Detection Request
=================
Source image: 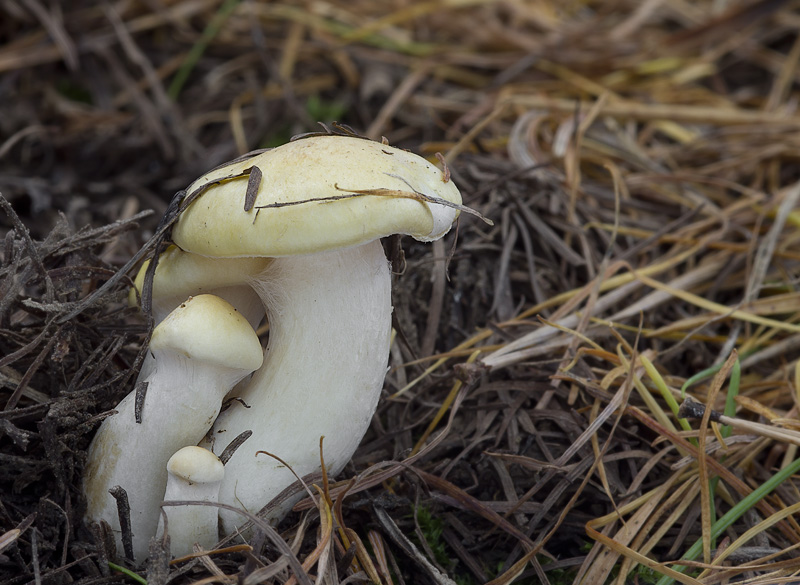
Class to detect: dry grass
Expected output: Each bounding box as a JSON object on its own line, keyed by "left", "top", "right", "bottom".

{"left": 2, "top": 1, "right": 800, "bottom": 584}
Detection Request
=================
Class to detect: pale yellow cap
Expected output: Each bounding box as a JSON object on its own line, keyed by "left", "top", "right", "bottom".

{"left": 150, "top": 294, "right": 263, "bottom": 372}
{"left": 128, "top": 246, "right": 270, "bottom": 306}
{"left": 172, "top": 136, "right": 461, "bottom": 258}
{"left": 167, "top": 446, "right": 224, "bottom": 484}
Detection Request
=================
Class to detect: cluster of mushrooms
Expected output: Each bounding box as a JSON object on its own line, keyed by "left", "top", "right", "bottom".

{"left": 83, "top": 135, "right": 463, "bottom": 563}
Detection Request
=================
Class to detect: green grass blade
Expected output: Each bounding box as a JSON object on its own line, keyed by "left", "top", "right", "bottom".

{"left": 655, "top": 455, "right": 800, "bottom": 585}
{"left": 109, "top": 561, "right": 147, "bottom": 584}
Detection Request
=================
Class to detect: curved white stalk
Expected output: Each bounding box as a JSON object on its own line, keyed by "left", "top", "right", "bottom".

{"left": 83, "top": 295, "right": 263, "bottom": 563}
{"left": 204, "top": 241, "right": 392, "bottom": 534}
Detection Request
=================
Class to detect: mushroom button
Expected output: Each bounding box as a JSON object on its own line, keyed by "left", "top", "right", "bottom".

{"left": 131, "top": 135, "right": 462, "bottom": 535}
{"left": 83, "top": 294, "right": 263, "bottom": 563}
{"left": 157, "top": 446, "right": 225, "bottom": 558}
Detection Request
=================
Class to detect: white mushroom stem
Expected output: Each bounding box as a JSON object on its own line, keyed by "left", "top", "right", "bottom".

{"left": 83, "top": 295, "right": 263, "bottom": 563}
{"left": 204, "top": 241, "right": 392, "bottom": 534}
{"left": 158, "top": 446, "right": 224, "bottom": 558}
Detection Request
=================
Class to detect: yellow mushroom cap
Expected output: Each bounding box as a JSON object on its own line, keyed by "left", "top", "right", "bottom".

{"left": 150, "top": 294, "right": 263, "bottom": 372}
{"left": 167, "top": 446, "right": 224, "bottom": 485}
{"left": 171, "top": 135, "right": 461, "bottom": 258}
{"left": 128, "top": 246, "right": 270, "bottom": 307}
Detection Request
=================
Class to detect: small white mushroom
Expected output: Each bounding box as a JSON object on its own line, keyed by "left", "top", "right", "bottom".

{"left": 157, "top": 446, "right": 224, "bottom": 558}
{"left": 83, "top": 294, "right": 263, "bottom": 563}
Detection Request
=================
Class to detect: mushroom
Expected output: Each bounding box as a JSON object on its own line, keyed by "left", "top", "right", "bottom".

{"left": 134, "top": 135, "right": 462, "bottom": 534}
{"left": 129, "top": 245, "right": 269, "bottom": 328}
{"left": 157, "top": 446, "right": 224, "bottom": 558}
{"left": 83, "top": 294, "right": 263, "bottom": 562}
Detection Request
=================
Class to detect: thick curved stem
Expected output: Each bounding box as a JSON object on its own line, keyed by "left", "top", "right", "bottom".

{"left": 206, "top": 241, "right": 392, "bottom": 533}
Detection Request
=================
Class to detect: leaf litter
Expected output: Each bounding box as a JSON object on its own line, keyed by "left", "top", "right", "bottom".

{"left": 2, "top": 1, "right": 800, "bottom": 584}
